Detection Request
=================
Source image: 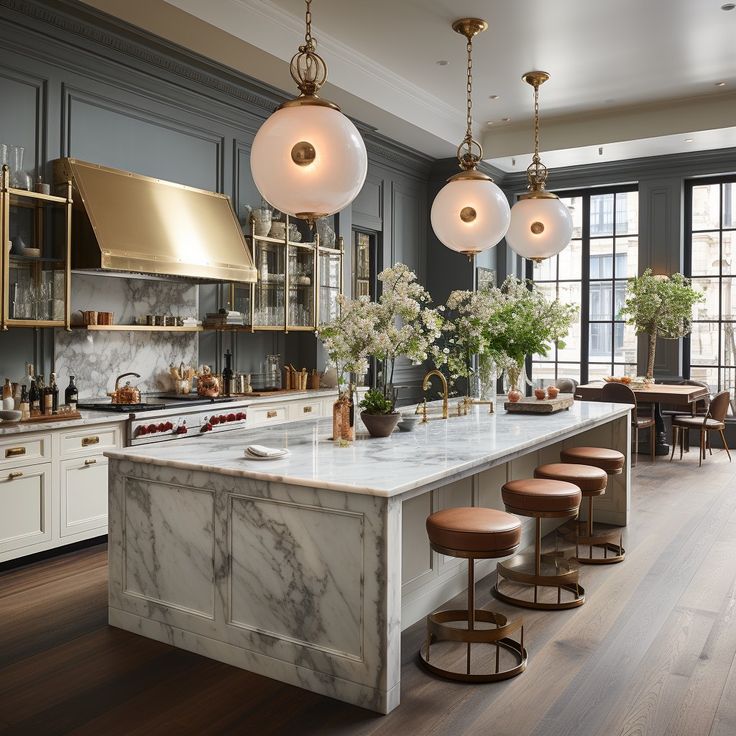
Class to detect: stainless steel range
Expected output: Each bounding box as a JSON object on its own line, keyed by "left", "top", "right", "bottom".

{"left": 79, "top": 396, "right": 251, "bottom": 446}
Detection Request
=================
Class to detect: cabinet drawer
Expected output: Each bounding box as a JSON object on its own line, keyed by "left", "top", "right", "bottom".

{"left": 0, "top": 463, "right": 52, "bottom": 554}
{"left": 288, "top": 400, "right": 323, "bottom": 421}
{"left": 248, "top": 404, "right": 288, "bottom": 427}
{"left": 60, "top": 455, "right": 109, "bottom": 537}
{"left": 0, "top": 434, "right": 51, "bottom": 470}
{"left": 60, "top": 425, "right": 120, "bottom": 458}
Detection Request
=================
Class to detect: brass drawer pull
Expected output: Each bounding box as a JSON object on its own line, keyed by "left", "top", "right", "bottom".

{"left": 82, "top": 436, "right": 100, "bottom": 447}
{"left": 5, "top": 447, "right": 26, "bottom": 458}
{"left": 8, "top": 471, "right": 23, "bottom": 480}
{"left": 303, "top": 406, "right": 313, "bottom": 413}
{"left": 84, "top": 458, "right": 97, "bottom": 466}
{"left": 266, "top": 410, "right": 278, "bottom": 419}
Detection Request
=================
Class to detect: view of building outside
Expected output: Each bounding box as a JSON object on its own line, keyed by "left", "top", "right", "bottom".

{"left": 688, "top": 179, "right": 736, "bottom": 393}
{"left": 530, "top": 188, "right": 638, "bottom": 385}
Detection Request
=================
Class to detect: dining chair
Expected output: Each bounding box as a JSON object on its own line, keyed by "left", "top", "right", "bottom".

{"left": 601, "top": 382, "right": 656, "bottom": 466}
{"left": 670, "top": 390, "right": 732, "bottom": 467}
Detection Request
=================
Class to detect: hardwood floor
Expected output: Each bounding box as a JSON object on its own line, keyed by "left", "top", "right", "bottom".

{"left": 2, "top": 451, "right": 736, "bottom": 735}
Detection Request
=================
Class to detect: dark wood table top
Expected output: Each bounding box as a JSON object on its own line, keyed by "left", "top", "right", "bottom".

{"left": 576, "top": 382, "right": 709, "bottom": 406}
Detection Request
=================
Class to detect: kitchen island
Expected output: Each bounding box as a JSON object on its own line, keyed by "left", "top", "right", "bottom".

{"left": 105, "top": 400, "right": 631, "bottom": 713}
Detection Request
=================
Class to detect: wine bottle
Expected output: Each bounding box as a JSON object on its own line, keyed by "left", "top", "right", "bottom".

{"left": 222, "top": 350, "right": 234, "bottom": 397}
{"left": 50, "top": 372, "right": 59, "bottom": 413}
{"left": 65, "top": 375, "right": 78, "bottom": 411}
{"left": 29, "top": 375, "right": 40, "bottom": 415}
{"left": 42, "top": 374, "right": 53, "bottom": 415}
{"left": 19, "top": 384, "right": 29, "bottom": 421}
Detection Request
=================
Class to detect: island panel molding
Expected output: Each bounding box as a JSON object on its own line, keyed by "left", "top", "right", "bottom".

{"left": 107, "top": 403, "right": 630, "bottom": 712}
{"left": 228, "top": 494, "right": 366, "bottom": 661}
{"left": 122, "top": 476, "right": 216, "bottom": 620}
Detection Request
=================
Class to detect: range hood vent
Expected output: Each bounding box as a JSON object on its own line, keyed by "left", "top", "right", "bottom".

{"left": 53, "top": 159, "right": 256, "bottom": 283}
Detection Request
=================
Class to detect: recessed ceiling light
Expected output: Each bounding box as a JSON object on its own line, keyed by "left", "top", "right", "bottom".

{"left": 436, "top": 59, "right": 448, "bottom": 66}
{"left": 721, "top": 3, "right": 735, "bottom": 11}
{"left": 489, "top": 94, "right": 500, "bottom": 100}
{"left": 685, "top": 138, "right": 694, "bottom": 143}
{"left": 501, "top": 116, "right": 511, "bottom": 122}
{"left": 486, "top": 120, "right": 494, "bottom": 125}
{"left": 715, "top": 81, "right": 727, "bottom": 87}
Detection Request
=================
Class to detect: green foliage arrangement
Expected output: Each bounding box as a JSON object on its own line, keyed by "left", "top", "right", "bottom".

{"left": 359, "top": 388, "right": 396, "bottom": 416}
{"left": 621, "top": 268, "right": 704, "bottom": 379}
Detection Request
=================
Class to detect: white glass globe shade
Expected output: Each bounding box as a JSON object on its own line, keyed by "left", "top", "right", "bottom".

{"left": 431, "top": 178, "right": 510, "bottom": 254}
{"left": 251, "top": 104, "right": 367, "bottom": 219}
{"left": 506, "top": 196, "right": 574, "bottom": 261}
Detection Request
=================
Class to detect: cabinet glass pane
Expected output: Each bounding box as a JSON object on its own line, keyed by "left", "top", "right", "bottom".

{"left": 7, "top": 196, "right": 67, "bottom": 323}
{"left": 319, "top": 251, "right": 341, "bottom": 325}
{"left": 288, "top": 246, "right": 314, "bottom": 328}
{"left": 253, "top": 241, "right": 285, "bottom": 327}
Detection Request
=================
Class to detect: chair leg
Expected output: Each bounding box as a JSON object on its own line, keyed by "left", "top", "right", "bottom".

{"left": 670, "top": 426, "right": 677, "bottom": 461}
{"left": 699, "top": 430, "right": 705, "bottom": 467}
{"left": 680, "top": 426, "right": 684, "bottom": 460}
{"left": 708, "top": 433, "right": 713, "bottom": 455}
{"left": 632, "top": 426, "right": 638, "bottom": 468}
{"left": 720, "top": 429, "right": 732, "bottom": 462}
{"left": 651, "top": 424, "right": 656, "bottom": 462}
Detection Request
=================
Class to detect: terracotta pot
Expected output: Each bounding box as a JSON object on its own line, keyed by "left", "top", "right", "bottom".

{"left": 361, "top": 411, "right": 400, "bottom": 438}
{"left": 534, "top": 388, "right": 546, "bottom": 400}
{"left": 507, "top": 388, "right": 522, "bottom": 403}
{"left": 546, "top": 385, "right": 559, "bottom": 399}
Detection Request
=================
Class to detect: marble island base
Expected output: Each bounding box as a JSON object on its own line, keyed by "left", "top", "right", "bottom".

{"left": 107, "top": 402, "right": 631, "bottom": 713}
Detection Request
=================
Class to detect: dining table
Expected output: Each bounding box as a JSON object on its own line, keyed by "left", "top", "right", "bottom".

{"left": 574, "top": 382, "right": 710, "bottom": 455}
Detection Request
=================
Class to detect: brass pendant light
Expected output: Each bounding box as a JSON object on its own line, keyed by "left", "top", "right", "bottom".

{"left": 250, "top": 0, "right": 368, "bottom": 225}
{"left": 430, "top": 18, "right": 510, "bottom": 259}
{"left": 506, "top": 71, "right": 573, "bottom": 262}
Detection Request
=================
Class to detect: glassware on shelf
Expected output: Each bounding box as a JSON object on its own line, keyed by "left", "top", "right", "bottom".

{"left": 8, "top": 145, "right": 29, "bottom": 189}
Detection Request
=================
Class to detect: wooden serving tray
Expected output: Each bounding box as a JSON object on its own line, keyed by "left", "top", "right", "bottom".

{"left": 21, "top": 411, "right": 82, "bottom": 424}
{"left": 504, "top": 394, "right": 574, "bottom": 414}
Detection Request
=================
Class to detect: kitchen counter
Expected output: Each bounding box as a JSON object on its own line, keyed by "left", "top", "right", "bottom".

{"left": 0, "top": 410, "right": 126, "bottom": 435}
{"left": 106, "top": 400, "right": 632, "bottom": 714}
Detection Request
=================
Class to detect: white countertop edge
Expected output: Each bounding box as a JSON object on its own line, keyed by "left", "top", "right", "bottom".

{"left": 105, "top": 404, "right": 632, "bottom": 498}
{"left": 0, "top": 411, "right": 127, "bottom": 435}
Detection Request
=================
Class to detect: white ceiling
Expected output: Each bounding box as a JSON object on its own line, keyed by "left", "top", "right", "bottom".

{"left": 83, "top": 0, "right": 736, "bottom": 168}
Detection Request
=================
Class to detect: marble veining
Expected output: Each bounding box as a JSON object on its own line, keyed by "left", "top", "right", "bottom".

{"left": 106, "top": 401, "right": 631, "bottom": 497}
{"left": 55, "top": 274, "right": 198, "bottom": 398}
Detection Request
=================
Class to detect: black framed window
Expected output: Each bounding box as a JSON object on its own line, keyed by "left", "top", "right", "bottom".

{"left": 685, "top": 176, "right": 736, "bottom": 393}
{"left": 352, "top": 228, "right": 377, "bottom": 300}
{"left": 528, "top": 186, "right": 639, "bottom": 385}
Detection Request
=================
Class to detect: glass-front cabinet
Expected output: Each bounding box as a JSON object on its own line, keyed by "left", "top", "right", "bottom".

{"left": 1, "top": 165, "right": 72, "bottom": 329}
{"left": 230, "top": 214, "right": 343, "bottom": 332}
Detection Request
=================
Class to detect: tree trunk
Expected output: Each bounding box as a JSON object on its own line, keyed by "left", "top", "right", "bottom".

{"left": 646, "top": 329, "right": 657, "bottom": 380}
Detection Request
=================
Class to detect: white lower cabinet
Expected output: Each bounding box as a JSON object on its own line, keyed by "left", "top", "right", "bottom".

{"left": 59, "top": 455, "right": 109, "bottom": 537}
{"left": 0, "top": 463, "right": 52, "bottom": 556}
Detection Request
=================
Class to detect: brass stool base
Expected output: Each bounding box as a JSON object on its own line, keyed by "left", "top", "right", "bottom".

{"left": 418, "top": 609, "right": 527, "bottom": 683}
{"left": 493, "top": 552, "right": 585, "bottom": 610}
{"left": 559, "top": 519, "right": 626, "bottom": 565}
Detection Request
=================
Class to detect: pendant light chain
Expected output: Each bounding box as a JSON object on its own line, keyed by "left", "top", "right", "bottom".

{"left": 526, "top": 76, "right": 548, "bottom": 191}
{"left": 464, "top": 36, "right": 473, "bottom": 154}
{"left": 304, "top": 0, "right": 314, "bottom": 51}
{"left": 455, "top": 25, "right": 484, "bottom": 170}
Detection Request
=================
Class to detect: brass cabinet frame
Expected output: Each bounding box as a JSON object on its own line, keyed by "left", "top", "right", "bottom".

{"left": 227, "top": 214, "right": 343, "bottom": 334}
{"left": 1, "top": 165, "right": 72, "bottom": 331}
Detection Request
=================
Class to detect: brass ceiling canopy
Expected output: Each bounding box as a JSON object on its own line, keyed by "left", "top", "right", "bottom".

{"left": 53, "top": 159, "right": 257, "bottom": 283}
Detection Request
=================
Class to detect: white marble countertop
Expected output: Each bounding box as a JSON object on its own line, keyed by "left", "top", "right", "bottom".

{"left": 106, "top": 401, "right": 631, "bottom": 497}
{"left": 0, "top": 410, "right": 127, "bottom": 436}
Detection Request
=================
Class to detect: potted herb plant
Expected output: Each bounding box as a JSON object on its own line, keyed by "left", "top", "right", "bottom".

{"left": 621, "top": 268, "right": 703, "bottom": 380}
{"left": 358, "top": 388, "right": 400, "bottom": 437}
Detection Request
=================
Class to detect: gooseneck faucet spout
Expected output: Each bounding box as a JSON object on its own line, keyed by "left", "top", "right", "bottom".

{"left": 422, "top": 369, "right": 449, "bottom": 420}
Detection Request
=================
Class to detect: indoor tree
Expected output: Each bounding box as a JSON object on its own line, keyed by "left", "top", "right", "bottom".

{"left": 621, "top": 268, "right": 704, "bottom": 380}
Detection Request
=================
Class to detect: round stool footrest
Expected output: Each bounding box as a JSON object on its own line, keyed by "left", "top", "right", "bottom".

{"left": 558, "top": 521, "right": 626, "bottom": 565}
{"left": 427, "top": 609, "right": 522, "bottom": 644}
{"left": 497, "top": 552, "right": 580, "bottom": 587}
{"left": 492, "top": 581, "right": 585, "bottom": 610}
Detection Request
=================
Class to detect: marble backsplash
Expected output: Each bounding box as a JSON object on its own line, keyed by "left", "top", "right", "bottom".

{"left": 54, "top": 274, "right": 199, "bottom": 398}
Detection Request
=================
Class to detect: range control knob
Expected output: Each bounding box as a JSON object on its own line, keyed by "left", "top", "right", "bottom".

{"left": 200, "top": 423, "right": 212, "bottom": 433}
{"left": 136, "top": 425, "right": 148, "bottom": 436}
{"left": 236, "top": 412, "right": 246, "bottom": 421}
{"left": 218, "top": 414, "right": 227, "bottom": 423}
{"left": 164, "top": 421, "right": 174, "bottom": 431}
{"left": 226, "top": 413, "right": 236, "bottom": 422}
{"left": 147, "top": 424, "right": 157, "bottom": 433}
{"left": 175, "top": 425, "right": 188, "bottom": 435}
{"left": 210, "top": 416, "right": 220, "bottom": 425}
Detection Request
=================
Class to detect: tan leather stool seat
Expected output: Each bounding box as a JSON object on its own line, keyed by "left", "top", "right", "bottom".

{"left": 560, "top": 446, "right": 625, "bottom": 475}
{"left": 502, "top": 478, "right": 581, "bottom": 514}
{"left": 534, "top": 463, "right": 607, "bottom": 496}
{"left": 426, "top": 507, "right": 521, "bottom": 553}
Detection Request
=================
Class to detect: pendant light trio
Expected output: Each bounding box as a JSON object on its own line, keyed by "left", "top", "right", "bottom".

{"left": 251, "top": 5, "right": 570, "bottom": 263}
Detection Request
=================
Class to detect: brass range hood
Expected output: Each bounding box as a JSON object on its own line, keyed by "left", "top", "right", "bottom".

{"left": 53, "top": 158, "right": 256, "bottom": 283}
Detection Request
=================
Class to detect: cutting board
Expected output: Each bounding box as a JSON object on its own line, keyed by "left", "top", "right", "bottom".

{"left": 504, "top": 394, "right": 574, "bottom": 414}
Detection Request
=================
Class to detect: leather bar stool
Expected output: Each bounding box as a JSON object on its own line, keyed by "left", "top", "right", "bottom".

{"left": 419, "top": 507, "right": 527, "bottom": 682}
{"left": 492, "top": 479, "right": 584, "bottom": 610}
{"left": 559, "top": 446, "right": 626, "bottom": 564}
